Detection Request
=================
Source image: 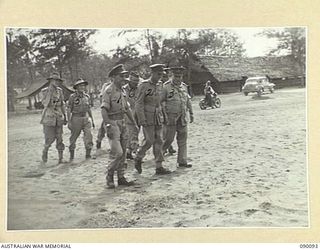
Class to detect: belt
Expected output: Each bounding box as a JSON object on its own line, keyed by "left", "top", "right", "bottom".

{"left": 109, "top": 113, "right": 125, "bottom": 120}
{"left": 72, "top": 112, "right": 87, "bottom": 117}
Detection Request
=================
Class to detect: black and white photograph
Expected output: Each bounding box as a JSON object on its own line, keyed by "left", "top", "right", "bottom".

{"left": 6, "top": 27, "right": 307, "bottom": 230}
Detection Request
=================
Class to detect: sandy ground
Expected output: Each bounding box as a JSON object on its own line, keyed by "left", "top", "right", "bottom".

{"left": 7, "top": 88, "right": 308, "bottom": 230}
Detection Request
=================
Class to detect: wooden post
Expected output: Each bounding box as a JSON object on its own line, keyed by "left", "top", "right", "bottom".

{"left": 28, "top": 97, "right": 32, "bottom": 110}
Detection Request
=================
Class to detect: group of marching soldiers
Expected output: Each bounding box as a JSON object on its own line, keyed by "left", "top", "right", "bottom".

{"left": 39, "top": 63, "right": 194, "bottom": 188}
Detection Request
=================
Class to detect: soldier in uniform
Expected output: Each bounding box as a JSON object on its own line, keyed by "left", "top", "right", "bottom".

{"left": 123, "top": 71, "right": 140, "bottom": 160}
{"left": 101, "top": 64, "right": 137, "bottom": 188}
{"left": 161, "top": 67, "right": 176, "bottom": 155}
{"left": 161, "top": 66, "right": 194, "bottom": 168}
{"left": 67, "top": 79, "right": 95, "bottom": 160}
{"left": 134, "top": 64, "right": 171, "bottom": 175}
{"left": 40, "top": 72, "right": 67, "bottom": 164}
{"left": 96, "top": 72, "right": 130, "bottom": 150}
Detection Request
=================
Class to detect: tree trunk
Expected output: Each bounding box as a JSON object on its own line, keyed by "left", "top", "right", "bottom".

{"left": 146, "top": 29, "right": 154, "bottom": 63}
{"left": 75, "top": 56, "right": 79, "bottom": 79}
{"left": 68, "top": 63, "right": 74, "bottom": 83}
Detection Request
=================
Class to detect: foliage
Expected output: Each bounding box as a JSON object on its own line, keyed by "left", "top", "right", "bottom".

{"left": 258, "top": 27, "right": 306, "bottom": 74}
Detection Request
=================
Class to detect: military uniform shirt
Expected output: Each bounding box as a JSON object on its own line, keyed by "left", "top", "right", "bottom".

{"left": 135, "top": 79, "right": 163, "bottom": 126}
{"left": 101, "top": 82, "right": 129, "bottom": 117}
{"left": 162, "top": 80, "right": 191, "bottom": 114}
{"left": 161, "top": 80, "right": 193, "bottom": 126}
{"left": 68, "top": 92, "right": 91, "bottom": 114}
{"left": 40, "top": 86, "right": 65, "bottom": 126}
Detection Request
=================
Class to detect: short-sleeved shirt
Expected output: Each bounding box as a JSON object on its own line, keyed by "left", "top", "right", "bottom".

{"left": 40, "top": 86, "right": 65, "bottom": 126}
{"left": 135, "top": 79, "right": 163, "bottom": 126}
{"left": 67, "top": 92, "right": 91, "bottom": 114}
{"left": 101, "top": 82, "right": 129, "bottom": 117}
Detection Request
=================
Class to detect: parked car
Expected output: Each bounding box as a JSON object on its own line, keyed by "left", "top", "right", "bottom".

{"left": 242, "top": 76, "right": 275, "bottom": 97}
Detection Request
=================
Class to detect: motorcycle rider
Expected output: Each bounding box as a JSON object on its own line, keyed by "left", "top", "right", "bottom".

{"left": 204, "top": 81, "right": 215, "bottom": 108}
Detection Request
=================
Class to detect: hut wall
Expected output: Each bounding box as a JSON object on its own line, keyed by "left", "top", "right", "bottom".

{"left": 272, "top": 77, "right": 305, "bottom": 88}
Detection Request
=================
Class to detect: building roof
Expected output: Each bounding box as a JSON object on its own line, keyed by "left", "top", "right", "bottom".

{"left": 16, "top": 81, "right": 48, "bottom": 99}
{"left": 199, "top": 55, "right": 302, "bottom": 82}
{"left": 16, "top": 80, "right": 74, "bottom": 99}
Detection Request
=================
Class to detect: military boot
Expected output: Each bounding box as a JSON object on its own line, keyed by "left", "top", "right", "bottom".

{"left": 85, "top": 149, "right": 91, "bottom": 159}
{"left": 69, "top": 150, "right": 75, "bottom": 162}
{"left": 58, "top": 150, "right": 64, "bottom": 164}
{"left": 155, "top": 166, "right": 171, "bottom": 175}
{"left": 178, "top": 163, "right": 192, "bottom": 168}
{"left": 118, "top": 176, "right": 134, "bottom": 186}
{"left": 42, "top": 148, "right": 48, "bottom": 163}
{"left": 106, "top": 173, "right": 115, "bottom": 189}
{"left": 168, "top": 145, "right": 176, "bottom": 154}
{"left": 134, "top": 158, "right": 142, "bottom": 174}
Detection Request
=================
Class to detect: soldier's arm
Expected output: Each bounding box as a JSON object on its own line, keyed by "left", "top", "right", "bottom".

{"left": 187, "top": 93, "right": 194, "bottom": 123}
{"left": 66, "top": 95, "right": 74, "bottom": 122}
{"left": 40, "top": 88, "right": 50, "bottom": 108}
{"left": 100, "top": 89, "right": 113, "bottom": 125}
{"left": 135, "top": 83, "right": 147, "bottom": 126}
{"left": 126, "top": 105, "right": 138, "bottom": 126}
{"left": 160, "top": 85, "right": 168, "bottom": 121}
{"left": 60, "top": 91, "right": 66, "bottom": 117}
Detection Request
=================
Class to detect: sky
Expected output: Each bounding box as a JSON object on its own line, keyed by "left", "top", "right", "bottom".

{"left": 88, "top": 27, "right": 280, "bottom": 57}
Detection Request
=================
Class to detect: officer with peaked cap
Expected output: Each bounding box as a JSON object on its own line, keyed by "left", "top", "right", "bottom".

{"left": 101, "top": 64, "right": 137, "bottom": 188}
{"left": 67, "top": 79, "right": 95, "bottom": 160}
{"left": 40, "top": 72, "right": 67, "bottom": 164}
{"left": 161, "top": 65, "right": 194, "bottom": 168}
{"left": 96, "top": 69, "right": 129, "bottom": 150}
{"left": 134, "top": 64, "right": 171, "bottom": 175}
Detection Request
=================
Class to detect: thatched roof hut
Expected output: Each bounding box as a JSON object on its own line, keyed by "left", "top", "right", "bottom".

{"left": 199, "top": 55, "right": 302, "bottom": 82}
{"left": 189, "top": 55, "right": 304, "bottom": 94}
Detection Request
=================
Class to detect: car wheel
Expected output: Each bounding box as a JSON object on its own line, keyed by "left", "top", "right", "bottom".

{"left": 215, "top": 98, "right": 221, "bottom": 108}
{"left": 270, "top": 88, "right": 274, "bottom": 93}
{"left": 244, "top": 92, "right": 248, "bottom": 96}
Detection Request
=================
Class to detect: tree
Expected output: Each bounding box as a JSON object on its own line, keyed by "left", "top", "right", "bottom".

{"left": 32, "top": 29, "right": 96, "bottom": 82}
{"left": 198, "top": 29, "right": 246, "bottom": 56}
{"left": 258, "top": 27, "right": 306, "bottom": 85}
{"left": 6, "top": 29, "right": 36, "bottom": 87}
{"left": 114, "top": 29, "right": 162, "bottom": 63}
{"left": 159, "top": 29, "right": 245, "bottom": 93}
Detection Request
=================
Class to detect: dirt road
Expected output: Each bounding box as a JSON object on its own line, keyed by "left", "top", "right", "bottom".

{"left": 7, "top": 88, "right": 308, "bottom": 229}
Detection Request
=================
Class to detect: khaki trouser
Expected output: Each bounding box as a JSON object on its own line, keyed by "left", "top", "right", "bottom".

{"left": 136, "top": 125, "right": 164, "bottom": 167}
{"left": 43, "top": 125, "right": 65, "bottom": 151}
{"left": 126, "top": 123, "right": 140, "bottom": 153}
{"left": 163, "top": 115, "right": 188, "bottom": 165}
{"left": 69, "top": 116, "right": 93, "bottom": 151}
{"left": 106, "top": 119, "right": 128, "bottom": 178}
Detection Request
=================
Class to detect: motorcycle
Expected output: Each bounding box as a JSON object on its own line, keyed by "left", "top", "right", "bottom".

{"left": 199, "top": 93, "right": 221, "bottom": 110}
